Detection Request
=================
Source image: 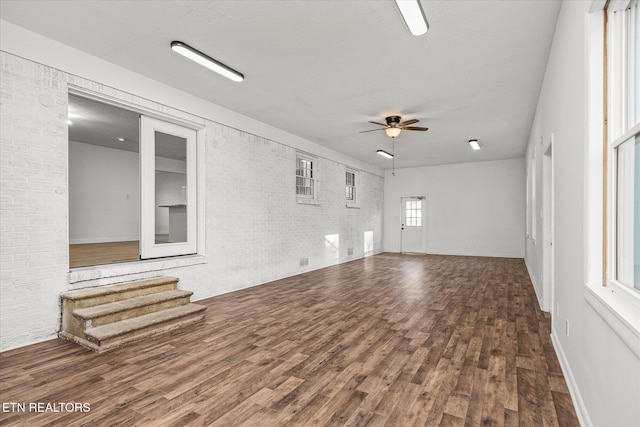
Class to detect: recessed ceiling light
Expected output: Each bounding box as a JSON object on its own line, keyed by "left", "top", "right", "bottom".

{"left": 469, "top": 139, "right": 481, "bottom": 150}
{"left": 395, "top": 0, "right": 429, "bottom": 36}
{"left": 377, "top": 150, "right": 394, "bottom": 159}
{"left": 171, "top": 41, "right": 244, "bottom": 82}
{"left": 117, "top": 137, "right": 125, "bottom": 142}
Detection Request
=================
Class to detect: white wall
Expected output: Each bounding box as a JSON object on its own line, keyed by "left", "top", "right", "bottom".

{"left": 69, "top": 140, "right": 189, "bottom": 241}
{"left": 384, "top": 158, "right": 525, "bottom": 258}
{"left": 525, "top": 2, "right": 640, "bottom": 426}
{"left": 69, "top": 141, "right": 139, "bottom": 243}
{"left": 0, "top": 22, "right": 384, "bottom": 351}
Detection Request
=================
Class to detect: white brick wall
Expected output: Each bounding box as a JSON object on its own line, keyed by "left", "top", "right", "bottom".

{"left": 0, "top": 52, "right": 384, "bottom": 351}
{"left": 1, "top": 55, "right": 70, "bottom": 349}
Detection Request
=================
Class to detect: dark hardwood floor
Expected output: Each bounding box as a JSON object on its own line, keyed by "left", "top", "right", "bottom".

{"left": 0, "top": 253, "right": 579, "bottom": 426}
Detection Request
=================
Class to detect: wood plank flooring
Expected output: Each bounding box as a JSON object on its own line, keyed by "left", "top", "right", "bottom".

{"left": 69, "top": 241, "right": 139, "bottom": 268}
{"left": 0, "top": 254, "right": 579, "bottom": 426}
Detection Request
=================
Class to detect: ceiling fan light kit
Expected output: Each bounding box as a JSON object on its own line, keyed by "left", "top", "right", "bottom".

{"left": 395, "top": 0, "right": 429, "bottom": 36}
{"left": 360, "top": 115, "right": 429, "bottom": 137}
{"left": 171, "top": 41, "right": 244, "bottom": 82}
{"left": 362, "top": 115, "right": 428, "bottom": 174}
{"left": 385, "top": 127, "right": 402, "bottom": 138}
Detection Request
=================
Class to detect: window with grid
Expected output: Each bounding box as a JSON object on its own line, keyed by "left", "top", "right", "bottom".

{"left": 346, "top": 170, "right": 356, "bottom": 202}
{"left": 583, "top": 0, "right": 640, "bottom": 353}
{"left": 607, "top": 1, "right": 639, "bottom": 290}
{"left": 296, "top": 156, "right": 314, "bottom": 198}
{"left": 405, "top": 200, "right": 422, "bottom": 227}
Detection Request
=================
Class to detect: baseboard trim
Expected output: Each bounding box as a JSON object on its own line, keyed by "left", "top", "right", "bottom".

{"left": 551, "top": 329, "right": 591, "bottom": 427}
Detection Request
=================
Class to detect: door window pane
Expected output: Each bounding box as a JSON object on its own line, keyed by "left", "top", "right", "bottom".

{"left": 155, "top": 131, "right": 187, "bottom": 244}
{"left": 405, "top": 200, "right": 422, "bottom": 227}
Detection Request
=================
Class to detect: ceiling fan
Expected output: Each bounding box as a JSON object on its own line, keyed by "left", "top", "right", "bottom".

{"left": 360, "top": 116, "right": 429, "bottom": 138}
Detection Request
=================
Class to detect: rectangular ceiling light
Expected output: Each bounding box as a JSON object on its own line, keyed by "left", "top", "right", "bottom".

{"left": 377, "top": 150, "right": 394, "bottom": 158}
{"left": 395, "top": 0, "right": 429, "bottom": 36}
{"left": 171, "top": 41, "right": 244, "bottom": 82}
{"left": 468, "top": 139, "right": 481, "bottom": 150}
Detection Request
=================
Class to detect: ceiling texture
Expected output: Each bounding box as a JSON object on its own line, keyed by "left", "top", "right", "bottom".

{"left": 0, "top": 0, "right": 562, "bottom": 170}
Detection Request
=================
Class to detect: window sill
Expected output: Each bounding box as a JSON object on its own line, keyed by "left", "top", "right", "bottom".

{"left": 584, "top": 281, "right": 640, "bottom": 358}
{"left": 69, "top": 255, "right": 208, "bottom": 287}
{"left": 297, "top": 198, "right": 320, "bottom": 205}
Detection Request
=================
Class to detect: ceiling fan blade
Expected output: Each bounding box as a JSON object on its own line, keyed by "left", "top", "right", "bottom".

{"left": 368, "top": 121, "right": 389, "bottom": 127}
{"left": 402, "top": 126, "right": 429, "bottom": 131}
{"left": 398, "top": 119, "right": 419, "bottom": 127}
{"left": 359, "top": 128, "right": 387, "bottom": 133}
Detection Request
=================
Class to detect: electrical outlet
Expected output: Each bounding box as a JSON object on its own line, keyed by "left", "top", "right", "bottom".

{"left": 299, "top": 257, "right": 308, "bottom": 266}
{"left": 565, "top": 319, "right": 570, "bottom": 336}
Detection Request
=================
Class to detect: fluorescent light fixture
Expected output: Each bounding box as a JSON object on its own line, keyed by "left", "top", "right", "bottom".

{"left": 385, "top": 127, "right": 402, "bottom": 138}
{"left": 469, "top": 139, "right": 481, "bottom": 150}
{"left": 395, "top": 0, "right": 429, "bottom": 36}
{"left": 171, "top": 41, "right": 244, "bottom": 82}
{"left": 377, "top": 150, "right": 394, "bottom": 158}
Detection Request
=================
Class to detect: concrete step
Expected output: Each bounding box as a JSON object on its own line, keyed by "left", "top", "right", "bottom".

{"left": 61, "top": 303, "right": 206, "bottom": 353}
{"left": 61, "top": 277, "right": 179, "bottom": 309}
{"left": 72, "top": 290, "right": 194, "bottom": 327}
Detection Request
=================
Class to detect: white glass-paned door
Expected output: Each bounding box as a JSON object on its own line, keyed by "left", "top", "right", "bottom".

{"left": 140, "top": 116, "right": 197, "bottom": 258}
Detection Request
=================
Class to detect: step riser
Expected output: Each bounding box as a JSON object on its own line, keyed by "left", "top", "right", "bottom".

{"left": 86, "top": 313, "right": 206, "bottom": 351}
{"left": 59, "top": 312, "right": 204, "bottom": 353}
{"left": 71, "top": 283, "right": 177, "bottom": 309}
{"left": 85, "top": 295, "right": 193, "bottom": 327}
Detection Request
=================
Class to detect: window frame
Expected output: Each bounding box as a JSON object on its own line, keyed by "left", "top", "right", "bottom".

{"left": 605, "top": 0, "right": 639, "bottom": 291}
{"left": 296, "top": 152, "right": 319, "bottom": 205}
{"left": 584, "top": 2, "right": 640, "bottom": 357}
{"left": 140, "top": 115, "right": 198, "bottom": 259}
{"left": 608, "top": 124, "right": 640, "bottom": 289}
{"left": 345, "top": 170, "right": 356, "bottom": 202}
{"left": 67, "top": 87, "right": 206, "bottom": 269}
{"left": 345, "top": 167, "right": 360, "bottom": 208}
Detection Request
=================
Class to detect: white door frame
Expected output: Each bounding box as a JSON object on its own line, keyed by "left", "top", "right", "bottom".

{"left": 400, "top": 196, "right": 427, "bottom": 254}
{"left": 140, "top": 115, "right": 198, "bottom": 259}
{"left": 542, "top": 136, "right": 554, "bottom": 314}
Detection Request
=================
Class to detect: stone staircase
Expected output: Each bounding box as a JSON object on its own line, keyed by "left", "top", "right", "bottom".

{"left": 59, "top": 277, "right": 206, "bottom": 353}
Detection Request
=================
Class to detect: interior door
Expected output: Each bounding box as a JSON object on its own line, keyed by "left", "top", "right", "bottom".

{"left": 140, "top": 115, "right": 197, "bottom": 259}
{"left": 401, "top": 197, "right": 426, "bottom": 254}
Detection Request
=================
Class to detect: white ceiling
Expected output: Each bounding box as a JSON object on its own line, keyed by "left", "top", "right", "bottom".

{"left": 0, "top": 0, "right": 561, "bottom": 170}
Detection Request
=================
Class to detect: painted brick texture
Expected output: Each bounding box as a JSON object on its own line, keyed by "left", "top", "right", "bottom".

{"left": 0, "top": 52, "right": 384, "bottom": 351}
